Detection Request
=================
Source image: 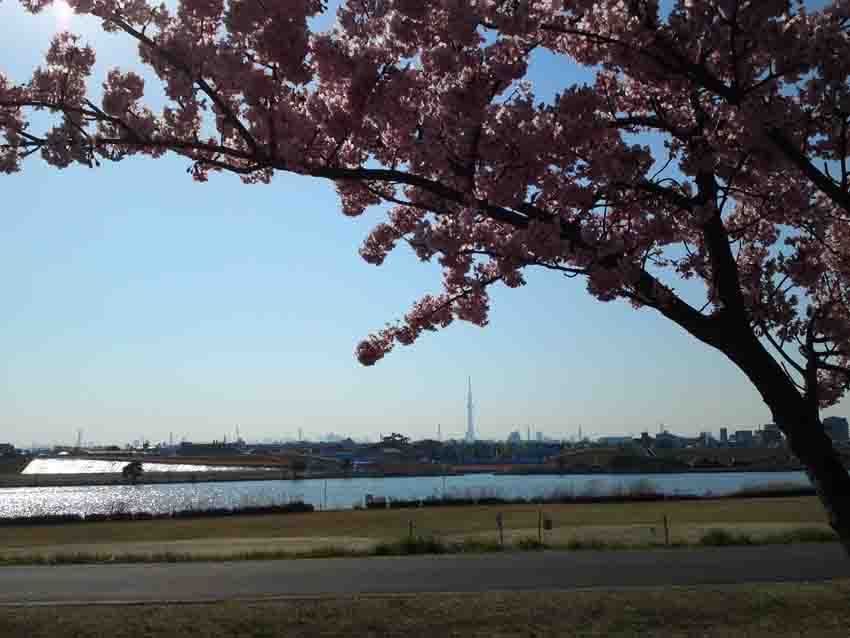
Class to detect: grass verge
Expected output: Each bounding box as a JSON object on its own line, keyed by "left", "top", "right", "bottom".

{"left": 700, "top": 527, "right": 838, "bottom": 547}
{"left": 0, "top": 526, "right": 838, "bottom": 566}
{"left": 1, "top": 582, "right": 849, "bottom": 637}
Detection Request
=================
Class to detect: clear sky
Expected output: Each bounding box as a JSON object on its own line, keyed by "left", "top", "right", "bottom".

{"left": 1, "top": 1, "right": 845, "bottom": 448}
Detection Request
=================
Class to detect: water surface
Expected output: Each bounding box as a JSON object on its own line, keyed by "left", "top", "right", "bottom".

{"left": 0, "top": 471, "right": 812, "bottom": 519}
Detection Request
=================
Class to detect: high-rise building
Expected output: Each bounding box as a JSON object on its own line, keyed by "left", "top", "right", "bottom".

{"left": 720, "top": 428, "right": 729, "bottom": 444}
{"left": 465, "top": 377, "right": 476, "bottom": 443}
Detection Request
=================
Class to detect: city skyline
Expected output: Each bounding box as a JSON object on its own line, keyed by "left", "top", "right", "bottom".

{"left": 5, "top": 407, "right": 816, "bottom": 451}
{"left": 15, "top": 419, "right": 812, "bottom": 452}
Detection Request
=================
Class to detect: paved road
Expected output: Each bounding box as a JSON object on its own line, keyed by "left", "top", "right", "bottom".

{"left": 0, "top": 544, "right": 846, "bottom": 605}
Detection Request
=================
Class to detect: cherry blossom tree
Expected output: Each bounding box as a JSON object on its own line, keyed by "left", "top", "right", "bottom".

{"left": 2, "top": 0, "right": 850, "bottom": 551}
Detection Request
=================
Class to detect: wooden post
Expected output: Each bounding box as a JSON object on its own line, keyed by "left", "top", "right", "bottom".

{"left": 409, "top": 519, "right": 414, "bottom": 540}
{"left": 497, "top": 512, "right": 504, "bottom": 547}
{"left": 664, "top": 515, "right": 670, "bottom": 546}
{"left": 538, "top": 509, "right": 543, "bottom": 544}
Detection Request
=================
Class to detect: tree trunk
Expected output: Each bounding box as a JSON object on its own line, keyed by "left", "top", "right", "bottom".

{"left": 717, "top": 327, "right": 850, "bottom": 555}
{"left": 773, "top": 405, "right": 850, "bottom": 555}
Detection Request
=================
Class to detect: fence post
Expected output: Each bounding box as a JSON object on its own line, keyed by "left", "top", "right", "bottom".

{"left": 538, "top": 509, "right": 543, "bottom": 544}
{"left": 497, "top": 512, "right": 504, "bottom": 547}
{"left": 664, "top": 515, "right": 670, "bottom": 546}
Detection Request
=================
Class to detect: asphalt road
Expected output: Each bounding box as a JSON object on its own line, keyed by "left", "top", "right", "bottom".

{"left": 0, "top": 544, "right": 846, "bottom": 605}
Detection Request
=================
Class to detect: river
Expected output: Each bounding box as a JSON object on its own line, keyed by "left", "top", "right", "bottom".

{"left": 0, "top": 470, "right": 812, "bottom": 519}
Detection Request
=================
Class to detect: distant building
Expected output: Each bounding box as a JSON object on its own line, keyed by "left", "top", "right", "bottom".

{"left": 654, "top": 431, "right": 685, "bottom": 450}
{"left": 823, "top": 417, "right": 850, "bottom": 442}
{"left": 465, "top": 377, "right": 476, "bottom": 443}
{"left": 719, "top": 428, "right": 729, "bottom": 445}
{"left": 507, "top": 431, "right": 522, "bottom": 444}
{"left": 381, "top": 433, "right": 410, "bottom": 448}
{"left": 177, "top": 442, "right": 241, "bottom": 457}
{"left": 0, "top": 443, "right": 16, "bottom": 457}
{"left": 700, "top": 432, "right": 718, "bottom": 448}
{"left": 597, "top": 436, "right": 634, "bottom": 447}
{"left": 733, "top": 430, "right": 755, "bottom": 447}
{"left": 762, "top": 424, "right": 784, "bottom": 446}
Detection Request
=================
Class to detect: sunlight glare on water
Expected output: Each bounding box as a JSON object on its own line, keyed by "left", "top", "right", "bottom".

{"left": 0, "top": 472, "right": 814, "bottom": 519}
{"left": 21, "top": 458, "right": 256, "bottom": 474}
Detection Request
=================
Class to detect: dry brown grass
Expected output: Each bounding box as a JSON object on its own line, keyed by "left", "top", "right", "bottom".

{"left": 0, "top": 497, "right": 827, "bottom": 552}
{"left": 1, "top": 581, "right": 848, "bottom": 637}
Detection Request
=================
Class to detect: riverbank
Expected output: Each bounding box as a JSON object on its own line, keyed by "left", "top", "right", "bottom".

{"left": 1, "top": 580, "right": 848, "bottom": 637}
{"left": 0, "top": 457, "right": 27, "bottom": 476}
{"left": 0, "top": 502, "right": 314, "bottom": 527}
{"left": 0, "top": 480, "right": 818, "bottom": 527}
{"left": 0, "top": 496, "right": 829, "bottom": 562}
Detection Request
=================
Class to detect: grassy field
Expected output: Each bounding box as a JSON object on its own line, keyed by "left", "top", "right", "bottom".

{"left": 1, "top": 527, "right": 840, "bottom": 566}
{"left": 0, "top": 496, "right": 830, "bottom": 559}
{"left": 1, "top": 581, "right": 848, "bottom": 637}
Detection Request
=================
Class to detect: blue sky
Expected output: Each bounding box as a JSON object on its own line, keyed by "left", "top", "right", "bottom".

{"left": 1, "top": 1, "right": 844, "bottom": 448}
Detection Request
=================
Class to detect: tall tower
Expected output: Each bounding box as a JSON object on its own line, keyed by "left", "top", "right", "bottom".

{"left": 465, "top": 377, "right": 475, "bottom": 443}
